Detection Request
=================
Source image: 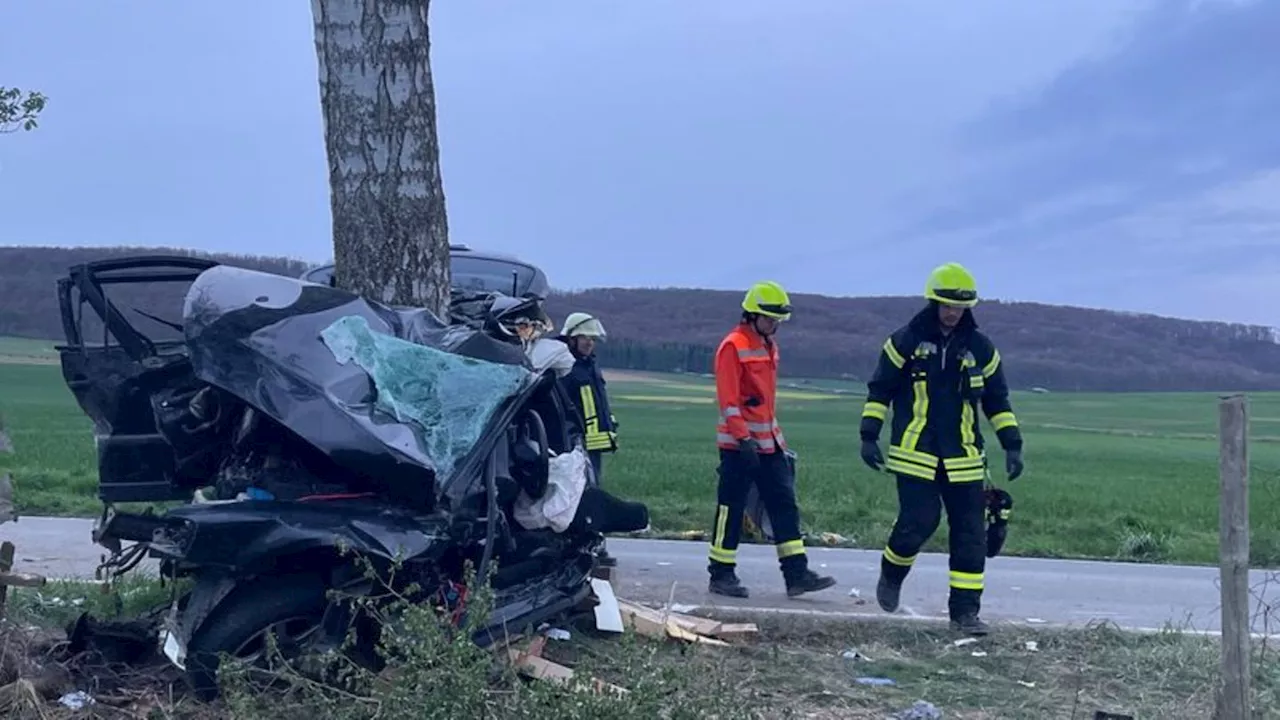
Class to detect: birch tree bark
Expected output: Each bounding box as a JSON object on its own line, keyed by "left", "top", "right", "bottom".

{"left": 311, "top": 0, "right": 452, "bottom": 318}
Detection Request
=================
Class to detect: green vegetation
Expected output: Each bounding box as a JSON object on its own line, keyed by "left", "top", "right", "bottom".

{"left": 0, "top": 336, "right": 57, "bottom": 364}
{"left": 3, "top": 361, "right": 1280, "bottom": 566}
{"left": 6, "top": 574, "right": 1277, "bottom": 718}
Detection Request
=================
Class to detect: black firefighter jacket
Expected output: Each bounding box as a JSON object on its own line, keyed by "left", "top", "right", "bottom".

{"left": 560, "top": 350, "right": 618, "bottom": 454}
{"left": 859, "top": 305, "right": 1023, "bottom": 483}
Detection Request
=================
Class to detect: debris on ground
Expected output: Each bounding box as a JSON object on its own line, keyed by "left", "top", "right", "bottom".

{"left": 1025, "top": 640, "right": 1039, "bottom": 652}
{"left": 615, "top": 598, "right": 760, "bottom": 646}
{"left": 853, "top": 676, "right": 896, "bottom": 686}
{"left": 57, "top": 690, "right": 94, "bottom": 709}
{"left": 952, "top": 637, "right": 978, "bottom": 647}
{"left": 543, "top": 627, "right": 572, "bottom": 641}
{"left": 840, "top": 648, "right": 873, "bottom": 662}
{"left": 505, "top": 634, "right": 629, "bottom": 697}
{"left": 894, "top": 699, "right": 943, "bottom": 719}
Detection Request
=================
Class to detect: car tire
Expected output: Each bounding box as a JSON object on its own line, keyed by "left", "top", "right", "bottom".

{"left": 185, "top": 571, "right": 330, "bottom": 701}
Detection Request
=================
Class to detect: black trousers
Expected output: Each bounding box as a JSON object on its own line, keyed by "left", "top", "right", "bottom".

{"left": 707, "top": 448, "right": 809, "bottom": 580}
{"left": 880, "top": 463, "right": 986, "bottom": 617}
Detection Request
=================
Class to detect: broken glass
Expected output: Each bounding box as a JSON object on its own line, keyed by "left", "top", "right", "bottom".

{"left": 321, "top": 314, "right": 532, "bottom": 480}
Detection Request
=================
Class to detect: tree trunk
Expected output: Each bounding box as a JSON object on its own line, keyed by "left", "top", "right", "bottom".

{"left": 311, "top": 0, "right": 452, "bottom": 318}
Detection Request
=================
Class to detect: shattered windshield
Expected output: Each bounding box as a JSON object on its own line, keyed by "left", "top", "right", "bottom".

{"left": 320, "top": 314, "right": 532, "bottom": 480}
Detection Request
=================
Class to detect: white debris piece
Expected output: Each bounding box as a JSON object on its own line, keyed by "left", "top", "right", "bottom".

{"left": 59, "top": 691, "right": 95, "bottom": 709}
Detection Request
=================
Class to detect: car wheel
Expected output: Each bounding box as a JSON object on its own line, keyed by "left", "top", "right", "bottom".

{"left": 185, "top": 572, "right": 330, "bottom": 700}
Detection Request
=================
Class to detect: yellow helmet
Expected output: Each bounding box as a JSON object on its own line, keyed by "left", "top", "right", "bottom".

{"left": 924, "top": 263, "right": 978, "bottom": 308}
{"left": 742, "top": 280, "right": 792, "bottom": 321}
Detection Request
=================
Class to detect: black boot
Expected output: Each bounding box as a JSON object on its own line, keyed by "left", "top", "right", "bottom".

{"left": 708, "top": 564, "right": 750, "bottom": 598}
{"left": 876, "top": 572, "right": 901, "bottom": 613}
{"left": 950, "top": 612, "right": 990, "bottom": 636}
{"left": 948, "top": 588, "right": 987, "bottom": 635}
{"left": 785, "top": 569, "right": 837, "bottom": 598}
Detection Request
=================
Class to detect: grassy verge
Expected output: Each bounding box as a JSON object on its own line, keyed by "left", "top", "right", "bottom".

{"left": 4, "top": 362, "right": 1280, "bottom": 565}
{"left": 1, "top": 577, "right": 1278, "bottom": 718}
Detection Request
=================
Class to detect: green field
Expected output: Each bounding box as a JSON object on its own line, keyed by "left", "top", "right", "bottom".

{"left": 3, "top": 361, "right": 1279, "bottom": 567}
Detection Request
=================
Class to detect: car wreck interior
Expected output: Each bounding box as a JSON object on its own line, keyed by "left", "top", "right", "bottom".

{"left": 51, "top": 255, "right": 650, "bottom": 698}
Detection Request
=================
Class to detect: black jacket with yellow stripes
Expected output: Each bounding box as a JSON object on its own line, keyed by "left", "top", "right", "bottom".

{"left": 859, "top": 304, "right": 1022, "bottom": 483}
{"left": 561, "top": 352, "right": 618, "bottom": 453}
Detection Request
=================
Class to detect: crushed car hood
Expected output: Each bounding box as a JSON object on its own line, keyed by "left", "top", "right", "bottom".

{"left": 181, "top": 265, "right": 537, "bottom": 506}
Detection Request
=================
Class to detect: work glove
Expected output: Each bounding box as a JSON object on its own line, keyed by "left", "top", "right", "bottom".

{"left": 737, "top": 438, "right": 762, "bottom": 469}
{"left": 1005, "top": 449, "right": 1024, "bottom": 481}
{"left": 860, "top": 439, "right": 885, "bottom": 472}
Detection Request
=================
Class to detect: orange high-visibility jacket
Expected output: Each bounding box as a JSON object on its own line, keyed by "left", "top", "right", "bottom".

{"left": 714, "top": 323, "right": 787, "bottom": 453}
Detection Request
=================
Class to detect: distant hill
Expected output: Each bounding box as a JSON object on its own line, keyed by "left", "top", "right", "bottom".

{"left": 2, "top": 245, "right": 1278, "bottom": 392}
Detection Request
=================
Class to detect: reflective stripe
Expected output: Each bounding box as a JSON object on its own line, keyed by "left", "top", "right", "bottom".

{"left": 585, "top": 432, "right": 616, "bottom": 451}
{"left": 990, "top": 411, "right": 1018, "bottom": 431}
{"left": 942, "top": 455, "right": 984, "bottom": 470}
{"left": 982, "top": 350, "right": 1001, "bottom": 378}
{"left": 886, "top": 457, "right": 935, "bottom": 481}
{"left": 901, "top": 379, "right": 928, "bottom": 451}
{"left": 862, "top": 401, "right": 888, "bottom": 421}
{"left": 776, "top": 540, "right": 805, "bottom": 559}
{"left": 960, "top": 402, "right": 976, "bottom": 451}
{"left": 580, "top": 384, "right": 615, "bottom": 451}
{"left": 746, "top": 421, "right": 775, "bottom": 432}
{"left": 722, "top": 405, "right": 741, "bottom": 417}
{"left": 949, "top": 570, "right": 984, "bottom": 591}
{"left": 947, "top": 468, "right": 986, "bottom": 483}
{"left": 709, "top": 504, "right": 736, "bottom": 564}
{"left": 883, "top": 546, "right": 915, "bottom": 567}
{"left": 883, "top": 338, "right": 906, "bottom": 368}
{"left": 737, "top": 348, "right": 769, "bottom": 360}
{"left": 889, "top": 444, "right": 937, "bottom": 467}
{"left": 717, "top": 432, "right": 776, "bottom": 451}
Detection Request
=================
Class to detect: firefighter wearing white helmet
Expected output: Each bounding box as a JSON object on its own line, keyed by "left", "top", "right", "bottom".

{"left": 556, "top": 311, "right": 620, "bottom": 566}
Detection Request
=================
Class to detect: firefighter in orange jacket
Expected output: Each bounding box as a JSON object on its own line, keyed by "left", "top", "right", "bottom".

{"left": 707, "top": 281, "right": 837, "bottom": 599}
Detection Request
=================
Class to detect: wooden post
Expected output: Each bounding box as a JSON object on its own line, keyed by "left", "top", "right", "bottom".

{"left": 1218, "top": 394, "right": 1251, "bottom": 720}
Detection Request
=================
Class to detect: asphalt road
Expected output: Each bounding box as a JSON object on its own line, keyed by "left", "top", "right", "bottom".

{"left": 4, "top": 516, "right": 1278, "bottom": 636}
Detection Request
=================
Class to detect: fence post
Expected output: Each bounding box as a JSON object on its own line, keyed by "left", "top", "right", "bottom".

{"left": 0, "top": 411, "right": 13, "bottom": 525}
{"left": 1218, "top": 393, "right": 1251, "bottom": 719}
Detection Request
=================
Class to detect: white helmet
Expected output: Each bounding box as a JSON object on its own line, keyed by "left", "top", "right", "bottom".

{"left": 562, "top": 312, "right": 606, "bottom": 339}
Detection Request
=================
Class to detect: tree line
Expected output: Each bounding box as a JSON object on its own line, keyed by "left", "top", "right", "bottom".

{"left": 3, "top": 246, "right": 1280, "bottom": 393}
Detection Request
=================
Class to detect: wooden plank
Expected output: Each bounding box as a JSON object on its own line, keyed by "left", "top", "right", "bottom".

{"left": 1217, "top": 394, "right": 1252, "bottom": 720}
{"left": 664, "top": 611, "right": 722, "bottom": 637}
{"left": 710, "top": 622, "right": 759, "bottom": 639}
{"left": 616, "top": 601, "right": 669, "bottom": 640}
{"left": 0, "top": 573, "right": 45, "bottom": 589}
{"left": 506, "top": 649, "right": 629, "bottom": 696}
{"left": 664, "top": 618, "right": 729, "bottom": 647}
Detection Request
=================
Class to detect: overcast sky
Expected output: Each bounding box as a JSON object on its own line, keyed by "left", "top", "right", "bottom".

{"left": 1, "top": 0, "right": 1276, "bottom": 326}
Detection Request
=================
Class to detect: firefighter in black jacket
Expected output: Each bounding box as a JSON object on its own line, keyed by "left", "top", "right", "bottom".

{"left": 558, "top": 312, "right": 620, "bottom": 565}
{"left": 859, "top": 263, "right": 1025, "bottom": 636}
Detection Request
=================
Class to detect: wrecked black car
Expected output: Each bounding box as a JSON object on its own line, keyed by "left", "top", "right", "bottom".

{"left": 54, "top": 256, "right": 649, "bottom": 699}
